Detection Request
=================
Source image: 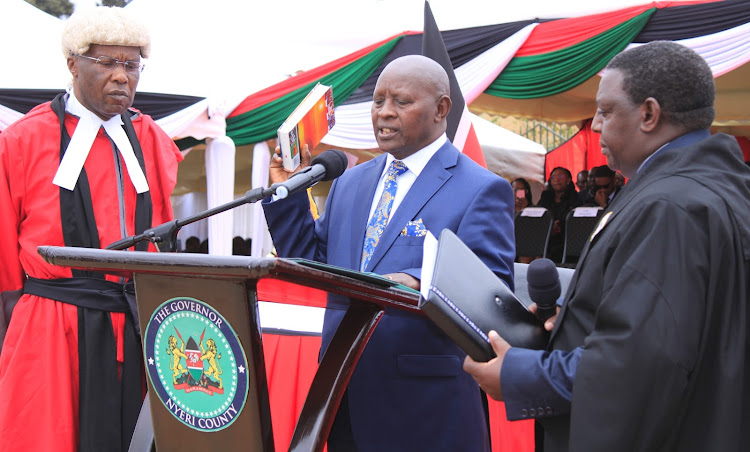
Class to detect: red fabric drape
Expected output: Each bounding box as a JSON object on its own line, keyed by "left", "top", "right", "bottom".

{"left": 462, "top": 122, "right": 487, "bottom": 168}
{"left": 736, "top": 136, "right": 750, "bottom": 162}
{"left": 545, "top": 119, "right": 605, "bottom": 181}
{"left": 514, "top": 5, "right": 653, "bottom": 57}
{"left": 228, "top": 32, "right": 418, "bottom": 118}
{"left": 262, "top": 333, "right": 324, "bottom": 451}
{"left": 512, "top": 1, "right": 721, "bottom": 57}
{"left": 488, "top": 400, "right": 535, "bottom": 452}
{"left": 546, "top": 124, "right": 750, "bottom": 182}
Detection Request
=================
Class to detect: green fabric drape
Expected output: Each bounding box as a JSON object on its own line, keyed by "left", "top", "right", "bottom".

{"left": 226, "top": 37, "right": 402, "bottom": 146}
{"left": 486, "top": 9, "right": 656, "bottom": 99}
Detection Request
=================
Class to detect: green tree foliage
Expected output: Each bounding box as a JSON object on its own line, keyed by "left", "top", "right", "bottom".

{"left": 100, "top": 0, "right": 132, "bottom": 7}
{"left": 25, "top": 0, "right": 73, "bottom": 18}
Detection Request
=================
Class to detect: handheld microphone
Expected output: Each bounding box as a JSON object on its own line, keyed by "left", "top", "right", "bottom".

{"left": 273, "top": 149, "right": 348, "bottom": 199}
{"left": 526, "top": 258, "right": 561, "bottom": 323}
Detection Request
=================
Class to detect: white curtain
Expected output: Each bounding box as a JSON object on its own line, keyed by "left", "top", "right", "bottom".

{"left": 171, "top": 191, "right": 209, "bottom": 247}
{"left": 250, "top": 142, "right": 274, "bottom": 257}
{"left": 205, "top": 135, "right": 236, "bottom": 255}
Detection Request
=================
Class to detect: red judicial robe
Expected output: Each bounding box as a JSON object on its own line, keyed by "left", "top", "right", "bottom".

{"left": 0, "top": 98, "right": 182, "bottom": 452}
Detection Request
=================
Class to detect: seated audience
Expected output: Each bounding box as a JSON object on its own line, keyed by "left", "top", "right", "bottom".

{"left": 576, "top": 170, "right": 590, "bottom": 203}
{"left": 583, "top": 165, "right": 620, "bottom": 207}
{"left": 537, "top": 167, "right": 581, "bottom": 262}
{"left": 513, "top": 177, "right": 536, "bottom": 264}
{"left": 183, "top": 236, "right": 201, "bottom": 253}
{"left": 512, "top": 178, "right": 533, "bottom": 213}
{"left": 232, "top": 236, "right": 250, "bottom": 255}
{"left": 614, "top": 171, "right": 626, "bottom": 187}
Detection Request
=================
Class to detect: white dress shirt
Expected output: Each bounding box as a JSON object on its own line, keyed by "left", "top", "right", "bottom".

{"left": 366, "top": 134, "right": 447, "bottom": 224}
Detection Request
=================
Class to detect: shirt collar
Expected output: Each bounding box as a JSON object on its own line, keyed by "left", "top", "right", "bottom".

{"left": 53, "top": 88, "right": 149, "bottom": 193}
{"left": 637, "top": 129, "right": 711, "bottom": 175}
{"left": 384, "top": 134, "right": 447, "bottom": 177}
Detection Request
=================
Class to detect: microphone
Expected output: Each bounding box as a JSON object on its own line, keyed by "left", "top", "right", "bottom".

{"left": 106, "top": 150, "right": 348, "bottom": 252}
{"left": 273, "top": 149, "right": 348, "bottom": 199}
{"left": 526, "top": 258, "right": 561, "bottom": 323}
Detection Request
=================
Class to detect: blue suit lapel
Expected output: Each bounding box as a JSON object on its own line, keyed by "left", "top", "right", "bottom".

{"left": 350, "top": 156, "right": 387, "bottom": 269}
{"left": 365, "top": 143, "right": 458, "bottom": 271}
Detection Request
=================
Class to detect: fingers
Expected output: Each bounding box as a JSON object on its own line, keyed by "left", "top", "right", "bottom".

{"left": 269, "top": 146, "right": 290, "bottom": 184}
{"left": 463, "top": 354, "right": 479, "bottom": 373}
{"left": 270, "top": 146, "right": 283, "bottom": 167}
{"left": 544, "top": 306, "right": 561, "bottom": 331}
{"left": 488, "top": 330, "right": 510, "bottom": 356}
{"left": 300, "top": 144, "right": 312, "bottom": 167}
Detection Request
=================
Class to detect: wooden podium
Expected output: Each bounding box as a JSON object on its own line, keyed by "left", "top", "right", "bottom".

{"left": 38, "top": 246, "right": 420, "bottom": 452}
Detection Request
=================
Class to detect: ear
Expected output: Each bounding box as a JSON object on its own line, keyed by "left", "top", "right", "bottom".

{"left": 640, "top": 97, "right": 661, "bottom": 133}
{"left": 435, "top": 95, "right": 452, "bottom": 122}
{"left": 67, "top": 56, "right": 78, "bottom": 77}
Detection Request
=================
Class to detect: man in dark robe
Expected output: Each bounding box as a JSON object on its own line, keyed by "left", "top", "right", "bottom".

{"left": 464, "top": 41, "right": 750, "bottom": 451}
{"left": 0, "top": 7, "right": 182, "bottom": 452}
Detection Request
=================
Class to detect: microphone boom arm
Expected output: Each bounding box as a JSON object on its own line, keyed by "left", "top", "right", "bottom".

{"left": 106, "top": 149, "right": 348, "bottom": 252}
{"left": 106, "top": 186, "right": 277, "bottom": 252}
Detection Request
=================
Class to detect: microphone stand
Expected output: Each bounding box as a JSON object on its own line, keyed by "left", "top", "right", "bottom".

{"left": 107, "top": 185, "right": 278, "bottom": 252}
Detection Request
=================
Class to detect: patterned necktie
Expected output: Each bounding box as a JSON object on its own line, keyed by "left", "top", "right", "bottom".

{"left": 361, "top": 160, "right": 408, "bottom": 271}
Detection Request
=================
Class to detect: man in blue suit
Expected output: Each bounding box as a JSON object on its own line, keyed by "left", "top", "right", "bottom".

{"left": 263, "top": 55, "right": 515, "bottom": 451}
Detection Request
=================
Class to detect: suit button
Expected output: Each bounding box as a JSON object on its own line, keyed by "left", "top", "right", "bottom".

{"left": 538, "top": 407, "right": 545, "bottom": 416}
{"left": 521, "top": 409, "right": 528, "bottom": 418}
{"left": 529, "top": 408, "right": 536, "bottom": 417}
{"left": 545, "top": 407, "right": 553, "bottom": 415}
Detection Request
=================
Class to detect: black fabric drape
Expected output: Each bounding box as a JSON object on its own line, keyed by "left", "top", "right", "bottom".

{"left": 2, "top": 89, "right": 204, "bottom": 120}
{"left": 634, "top": 0, "right": 750, "bottom": 42}
{"left": 342, "top": 21, "right": 535, "bottom": 105}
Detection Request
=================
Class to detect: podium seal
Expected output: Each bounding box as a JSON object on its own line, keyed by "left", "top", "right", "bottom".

{"left": 144, "top": 297, "right": 249, "bottom": 432}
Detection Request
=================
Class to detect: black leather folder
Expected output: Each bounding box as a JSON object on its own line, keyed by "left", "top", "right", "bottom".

{"left": 419, "top": 229, "right": 549, "bottom": 362}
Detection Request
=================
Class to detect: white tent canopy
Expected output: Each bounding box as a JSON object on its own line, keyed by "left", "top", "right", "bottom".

{"left": 7, "top": 0, "right": 702, "bottom": 254}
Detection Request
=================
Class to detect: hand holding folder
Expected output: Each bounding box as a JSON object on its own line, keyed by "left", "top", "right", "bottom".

{"left": 419, "top": 229, "right": 549, "bottom": 362}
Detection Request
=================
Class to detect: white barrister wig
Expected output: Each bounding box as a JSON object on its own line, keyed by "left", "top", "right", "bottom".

{"left": 61, "top": 6, "right": 151, "bottom": 59}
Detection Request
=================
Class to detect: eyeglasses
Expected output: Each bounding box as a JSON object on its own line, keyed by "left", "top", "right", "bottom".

{"left": 73, "top": 53, "right": 145, "bottom": 73}
{"left": 594, "top": 184, "right": 613, "bottom": 191}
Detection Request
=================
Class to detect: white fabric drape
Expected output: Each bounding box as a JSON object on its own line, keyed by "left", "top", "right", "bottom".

{"left": 624, "top": 21, "right": 750, "bottom": 78}
{"left": 0, "top": 104, "right": 23, "bottom": 131}
{"left": 155, "top": 98, "right": 226, "bottom": 140}
{"left": 322, "top": 25, "right": 536, "bottom": 150}
{"left": 250, "top": 142, "right": 274, "bottom": 257}
{"left": 456, "top": 23, "right": 538, "bottom": 104}
{"left": 204, "top": 135, "right": 236, "bottom": 255}
{"left": 171, "top": 192, "right": 209, "bottom": 245}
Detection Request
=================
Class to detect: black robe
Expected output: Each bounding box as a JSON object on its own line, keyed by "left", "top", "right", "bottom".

{"left": 543, "top": 132, "right": 750, "bottom": 451}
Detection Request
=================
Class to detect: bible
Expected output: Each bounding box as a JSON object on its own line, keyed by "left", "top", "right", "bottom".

{"left": 419, "top": 229, "right": 549, "bottom": 362}
{"left": 277, "top": 83, "right": 335, "bottom": 171}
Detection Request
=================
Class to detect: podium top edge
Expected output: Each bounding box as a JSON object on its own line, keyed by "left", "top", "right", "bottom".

{"left": 36, "top": 246, "right": 421, "bottom": 311}
{"left": 38, "top": 246, "right": 281, "bottom": 279}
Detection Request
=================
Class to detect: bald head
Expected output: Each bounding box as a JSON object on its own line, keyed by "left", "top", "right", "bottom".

{"left": 371, "top": 55, "right": 452, "bottom": 159}
{"left": 381, "top": 55, "right": 451, "bottom": 98}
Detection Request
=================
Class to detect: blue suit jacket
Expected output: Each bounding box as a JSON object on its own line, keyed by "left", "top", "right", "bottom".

{"left": 264, "top": 141, "right": 515, "bottom": 451}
